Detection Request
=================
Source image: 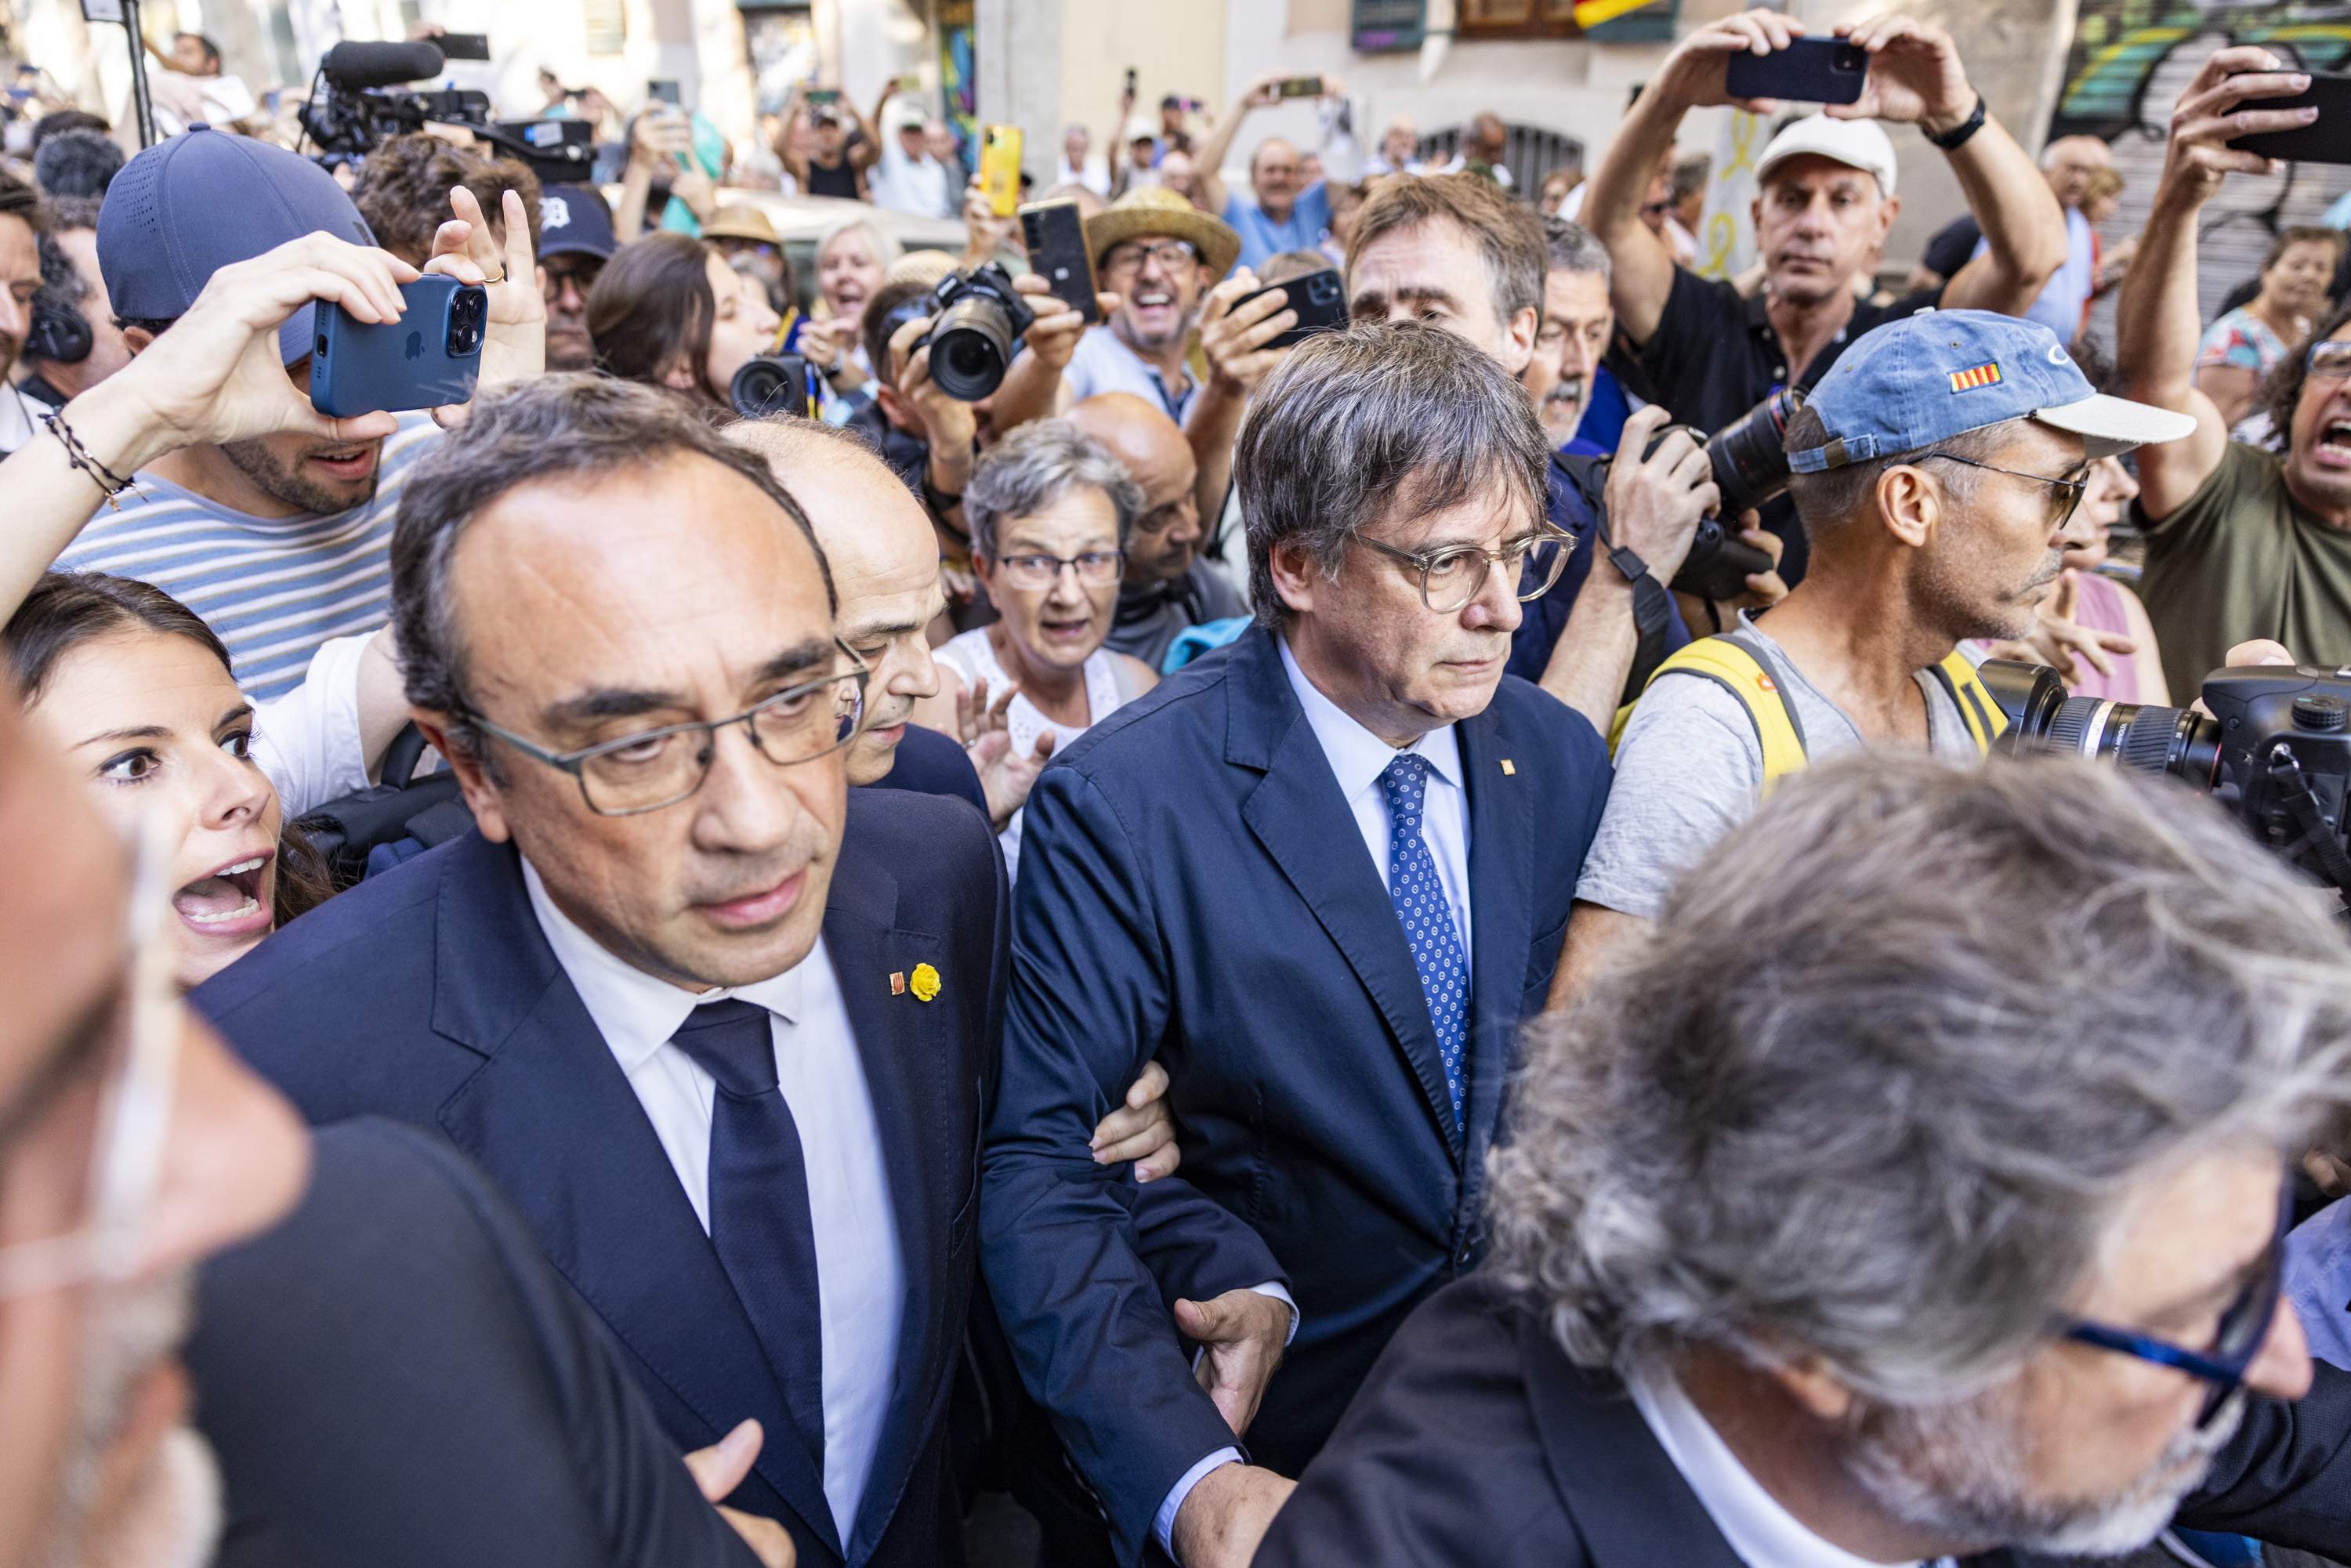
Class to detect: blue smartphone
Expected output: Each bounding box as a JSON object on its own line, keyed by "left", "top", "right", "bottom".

{"left": 309, "top": 274, "right": 487, "bottom": 418}
{"left": 1723, "top": 38, "right": 1867, "bottom": 106}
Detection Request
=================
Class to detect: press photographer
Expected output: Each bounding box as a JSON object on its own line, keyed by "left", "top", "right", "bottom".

{"left": 1555, "top": 311, "right": 2193, "bottom": 1001}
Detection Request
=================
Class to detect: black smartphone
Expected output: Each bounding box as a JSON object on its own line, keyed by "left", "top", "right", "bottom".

{"left": 1723, "top": 38, "right": 1867, "bottom": 105}
{"left": 436, "top": 31, "right": 491, "bottom": 61}
{"left": 647, "top": 78, "right": 683, "bottom": 108}
{"left": 1019, "top": 200, "right": 1101, "bottom": 324}
{"left": 1233, "top": 266, "right": 1346, "bottom": 350}
{"left": 2230, "top": 70, "right": 2351, "bottom": 163}
{"left": 310, "top": 274, "right": 486, "bottom": 418}
{"left": 1125, "top": 67, "right": 1138, "bottom": 98}
{"left": 1276, "top": 75, "right": 1324, "bottom": 100}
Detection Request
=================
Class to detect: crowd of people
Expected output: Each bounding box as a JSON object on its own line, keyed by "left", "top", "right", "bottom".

{"left": 14, "top": 13, "right": 2351, "bottom": 1568}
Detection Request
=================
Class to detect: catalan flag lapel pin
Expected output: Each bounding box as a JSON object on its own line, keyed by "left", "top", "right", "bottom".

{"left": 1948, "top": 361, "right": 2003, "bottom": 394}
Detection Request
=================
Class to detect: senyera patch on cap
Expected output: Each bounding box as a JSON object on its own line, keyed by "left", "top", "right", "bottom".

{"left": 1948, "top": 362, "right": 2004, "bottom": 394}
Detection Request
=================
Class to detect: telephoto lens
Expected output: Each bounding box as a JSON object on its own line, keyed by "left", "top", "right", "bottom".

{"left": 1708, "top": 385, "right": 1803, "bottom": 518}
{"left": 1976, "top": 659, "right": 2223, "bottom": 786}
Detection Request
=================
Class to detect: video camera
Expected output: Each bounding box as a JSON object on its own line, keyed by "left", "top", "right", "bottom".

{"left": 1566, "top": 388, "right": 1799, "bottom": 603}
{"left": 1986, "top": 660, "right": 2351, "bottom": 900}
{"left": 299, "top": 41, "right": 593, "bottom": 187}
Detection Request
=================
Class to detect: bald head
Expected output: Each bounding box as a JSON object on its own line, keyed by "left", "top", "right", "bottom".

{"left": 724, "top": 419, "right": 947, "bottom": 784}
{"left": 1252, "top": 136, "right": 1307, "bottom": 215}
{"left": 1067, "top": 393, "right": 1202, "bottom": 586}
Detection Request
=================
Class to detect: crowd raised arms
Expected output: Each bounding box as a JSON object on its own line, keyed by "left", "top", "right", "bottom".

{"left": 14, "top": 18, "right": 2351, "bottom": 1568}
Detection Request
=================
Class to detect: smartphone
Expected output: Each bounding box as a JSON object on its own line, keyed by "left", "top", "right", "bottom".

{"left": 980, "top": 124, "right": 1024, "bottom": 218}
{"left": 436, "top": 31, "right": 491, "bottom": 61}
{"left": 806, "top": 86, "right": 842, "bottom": 108}
{"left": 1233, "top": 267, "right": 1347, "bottom": 350}
{"left": 1125, "top": 67, "right": 1139, "bottom": 99}
{"left": 1276, "top": 75, "right": 1324, "bottom": 100}
{"left": 1020, "top": 201, "right": 1101, "bottom": 324}
{"left": 310, "top": 274, "right": 486, "bottom": 418}
{"left": 1723, "top": 37, "right": 1867, "bottom": 106}
{"left": 647, "top": 78, "right": 682, "bottom": 107}
{"left": 2230, "top": 71, "right": 2351, "bottom": 163}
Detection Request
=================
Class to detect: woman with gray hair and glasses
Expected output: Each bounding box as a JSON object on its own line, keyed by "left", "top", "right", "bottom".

{"left": 914, "top": 419, "right": 1160, "bottom": 878}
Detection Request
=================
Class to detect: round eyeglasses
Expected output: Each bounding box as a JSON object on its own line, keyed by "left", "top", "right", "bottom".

{"left": 1354, "top": 526, "right": 1577, "bottom": 614}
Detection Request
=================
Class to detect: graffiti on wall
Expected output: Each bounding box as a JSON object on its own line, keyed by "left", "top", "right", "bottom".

{"left": 2052, "top": 1, "right": 2351, "bottom": 324}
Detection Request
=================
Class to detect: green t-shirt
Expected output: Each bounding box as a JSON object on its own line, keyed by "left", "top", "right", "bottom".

{"left": 2137, "top": 441, "right": 2351, "bottom": 700}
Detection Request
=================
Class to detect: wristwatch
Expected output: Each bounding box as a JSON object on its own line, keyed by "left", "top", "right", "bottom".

{"left": 1927, "top": 94, "right": 1987, "bottom": 153}
{"left": 1608, "top": 545, "right": 1674, "bottom": 642}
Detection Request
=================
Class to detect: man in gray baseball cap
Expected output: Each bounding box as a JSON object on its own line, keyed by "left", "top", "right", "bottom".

{"left": 55, "top": 125, "right": 542, "bottom": 699}
{"left": 1556, "top": 310, "right": 2196, "bottom": 997}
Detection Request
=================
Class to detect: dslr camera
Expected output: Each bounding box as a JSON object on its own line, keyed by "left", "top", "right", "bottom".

{"left": 299, "top": 41, "right": 593, "bottom": 186}
{"left": 918, "top": 263, "right": 1034, "bottom": 402}
{"left": 1565, "top": 388, "right": 1800, "bottom": 603}
{"left": 1986, "top": 659, "right": 2351, "bottom": 898}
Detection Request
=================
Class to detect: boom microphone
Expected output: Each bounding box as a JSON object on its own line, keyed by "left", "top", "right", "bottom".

{"left": 319, "top": 41, "right": 446, "bottom": 90}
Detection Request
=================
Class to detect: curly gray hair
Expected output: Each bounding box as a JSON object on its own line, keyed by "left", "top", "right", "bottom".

{"left": 1488, "top": 751, "right": 2351, "bottom": 1407}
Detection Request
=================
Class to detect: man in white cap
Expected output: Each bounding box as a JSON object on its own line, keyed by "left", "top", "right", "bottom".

{"left": 870, "top": 87, "right": 955, "bottom": 219}
{"left": 1584, "top": 9, "right": 2067, "bottom": 587}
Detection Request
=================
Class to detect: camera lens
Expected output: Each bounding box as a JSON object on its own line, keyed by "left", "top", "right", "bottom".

{"left": 1983, "top": 662, "right": 2227, "bottom": 788}
{"left": 730, "top": 355, "right": 810, "bottom": 419}
{"left": 929, "top": 295, "right": 1015, "bottom": 401}
{"left": 1707, "top": 386, "right": 1803, "bottom": 518}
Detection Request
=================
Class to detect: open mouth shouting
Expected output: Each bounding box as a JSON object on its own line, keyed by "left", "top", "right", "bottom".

{"left": 2313, "top": 417, "right": 2351, "bottom": 470}
{"left": 172, "top": 848, "right": 276, "bottom": 941}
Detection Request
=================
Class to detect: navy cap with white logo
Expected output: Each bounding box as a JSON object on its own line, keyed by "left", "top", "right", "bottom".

{"left": 538, "top": 184, "right": 617, "bottom": 261}
{"left": 1788, "top": 310, "right": 2196, "bottom": 473}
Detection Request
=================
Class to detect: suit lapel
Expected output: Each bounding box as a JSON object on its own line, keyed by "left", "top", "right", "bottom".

{"left": 426, "top": 836, "right": 843, "bottom": 1560}
{"left": 1517, "top": 1319, "right": 1745, "bottom": 1568}
{"left": 821, "top": 838, "right": 960, "bottom": 1564}
{"left": 1229, "top": 633, "right": 1463, "bottom": 1160}
{"left": 1454, "top": 708, "right": 1534, "bottom": 1187}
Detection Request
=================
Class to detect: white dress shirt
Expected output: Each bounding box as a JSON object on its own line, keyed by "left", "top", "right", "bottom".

{"left": 522, "top": 860, "right": 906, "bottom": 1540}
{"left": 1278, "top": 636, "right": 1473, "bottom": 963}
{"left": 1629, "top": 1370, "right": 1958, "bottom": 1568}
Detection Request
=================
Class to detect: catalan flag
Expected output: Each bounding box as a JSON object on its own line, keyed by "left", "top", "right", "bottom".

{"left": 1948, "top": 361, "right": 2004, "bottom": 393}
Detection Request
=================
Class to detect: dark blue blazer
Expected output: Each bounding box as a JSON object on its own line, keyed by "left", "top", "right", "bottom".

{"left": 979, "top": 625, "right": 1611, "bottom": 1563}
{"left": 868, "top": 722, "right": 987, "bottom": 818}
{"left": 196, "top": 791, "right": 1004, "bottom": 1568}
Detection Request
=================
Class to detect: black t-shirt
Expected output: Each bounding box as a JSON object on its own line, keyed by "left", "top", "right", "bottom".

{"left": 1921, "top": 215, "right": 1982, "bottom": 282}
{"left": 804, "top": 152, "right": 864, "bottom": 201}
{"left": 1629, "top": 266, "right": 1943, "bottom": 586}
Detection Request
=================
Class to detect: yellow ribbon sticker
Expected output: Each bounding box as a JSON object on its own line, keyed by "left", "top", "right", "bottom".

{"left": 910, "top": 962, "right": 941, "bottom": 1002}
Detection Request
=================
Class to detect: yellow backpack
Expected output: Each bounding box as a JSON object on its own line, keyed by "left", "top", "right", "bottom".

{"left": 1608, "top": 630, "right": 2009, "bottom": 788}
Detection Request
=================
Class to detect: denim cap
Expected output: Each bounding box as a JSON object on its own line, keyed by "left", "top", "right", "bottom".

{"left": 97, "top": 125, "right": 376, "bottom": 366}
{"left": 1788, "top": 309, "right": 2197, "bottom": 473}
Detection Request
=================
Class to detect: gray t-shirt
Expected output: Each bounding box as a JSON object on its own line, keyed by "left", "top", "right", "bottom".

{"left": 1575, "top": 616, "right": 1983, "bottom": 921}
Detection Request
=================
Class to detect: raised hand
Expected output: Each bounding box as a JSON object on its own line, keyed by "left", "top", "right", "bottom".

{"left": 2157, "top": 46, "right": 2313, "bottom": 205}
{"left": 1197, "top": 269, "right": 1296, "bottom": 396}
{"left": 1654, "top": 9, "right": 1807, "bottom": 114}
{"left": 1827, "top": 15, "right": 1974, "bottom": 132}
{"left": 422, "top": 186, "right": 545, "bottom": 422}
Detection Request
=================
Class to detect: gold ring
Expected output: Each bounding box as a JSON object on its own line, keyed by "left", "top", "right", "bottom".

{"left": 479, "top": 268, "right": 505, "bottom": 284}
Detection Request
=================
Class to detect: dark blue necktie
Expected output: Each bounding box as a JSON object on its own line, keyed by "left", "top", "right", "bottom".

{"left": 670, "top": 998, "right": 828, "bottom": 1475}
{"left": 1379, "top": 755, "right": 1468, "bottom": 1122}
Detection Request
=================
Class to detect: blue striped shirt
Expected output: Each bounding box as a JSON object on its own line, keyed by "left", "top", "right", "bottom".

{"left": 53, "top": 415, "right": 440, "bottom": 701}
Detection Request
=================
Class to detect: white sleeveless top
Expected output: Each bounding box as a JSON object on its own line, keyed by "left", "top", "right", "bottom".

{"left": 936, "top": 628, "right": 1127, "bottom": 882}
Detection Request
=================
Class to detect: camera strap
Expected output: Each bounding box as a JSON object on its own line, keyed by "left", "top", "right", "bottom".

{"left": 2266, "top": 748, "right": 2351, "bottom": 900}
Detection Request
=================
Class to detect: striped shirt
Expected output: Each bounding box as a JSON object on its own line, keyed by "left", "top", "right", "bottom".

{"left": 53, "top": 415, "right": 440, "bottom": 701}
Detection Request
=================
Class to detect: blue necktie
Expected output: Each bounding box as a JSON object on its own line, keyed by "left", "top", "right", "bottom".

{"left": 1379, "top": 754, "right": 1468, "bottom": 1122}
{"left": 670, "top": 999, "right": 828, "bottom": 1475}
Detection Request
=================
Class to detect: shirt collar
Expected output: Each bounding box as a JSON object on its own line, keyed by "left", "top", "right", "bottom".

{"left": 520, "top": 854, "right": 807, "bottom": 1074}
{"left": 1277, "top": 635, "right": 1462, "bottom": 804}
{"left": 1629, "top": 1367, "right": 1943, "bottom": 1568}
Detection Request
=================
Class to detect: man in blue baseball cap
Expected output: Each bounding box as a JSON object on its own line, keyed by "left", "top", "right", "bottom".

{"left": 536, "top": 183, "right": 615, "bottom": 371}
{"left": 49, "top": 125, "right": 542, "bottom": 700}
{"left": 1552, "top": 309, "right": 2196, "bottom": 996}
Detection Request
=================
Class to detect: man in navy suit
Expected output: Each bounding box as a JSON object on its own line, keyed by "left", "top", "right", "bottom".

{"left": 980, "top": 321, "right": 1614, "bottom": 1566}
{"left": 197, "top": 376, "right": 1281, "bottom": 1568}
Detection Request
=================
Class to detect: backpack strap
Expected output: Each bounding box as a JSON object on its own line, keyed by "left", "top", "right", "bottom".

{"left": 1928, "top": 651, "right": 2010, "bottom": 756}
{"left": 1610, "top": 630, "right": 1812, "bottom": 787}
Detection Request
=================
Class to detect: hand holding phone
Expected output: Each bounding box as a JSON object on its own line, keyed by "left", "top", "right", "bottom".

{"left": 1232, "top": 268, "right": 1346, "bottom": 350}
{"left": 980, "top": 125, "right": 1024, "bottom": 218}
{"left": 1276, "top": 75, "right": 1325, "bottom": 100}
{"left": 1722, "top": 37, "right": 1866, "bottom": 106}
{"left": 1019, "top": 201, "right": 1102, "bottom": 324}
{"left": 310, "top": 274, "right": 486, "bottom": 418}
{"left": 2229, "top": 70, "right": 2351, "bottom": 164}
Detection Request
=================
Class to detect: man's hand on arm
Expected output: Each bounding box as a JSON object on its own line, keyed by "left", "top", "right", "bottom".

{"left": 1172, "top": 1463, "right": 1297, "bottom": 1568}
{"left": 1538, "top": 407, "right": 1717, "bottom": 731}
{"left": 1175, "top": 1288, "right": 1292, "bottom": 1436}
{"left": 683, "top": 1420, "right": 796, "bottom": 1568}
{"left": 1092, "top": 1058, "right": 1183, "bottom": 1182}
{"left": 2121, "top": 48, "right": 2310, "bottom": 518}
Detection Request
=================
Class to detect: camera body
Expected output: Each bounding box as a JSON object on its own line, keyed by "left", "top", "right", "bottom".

{"left": 730, "top": 353, "right": 818, "bottom": 420}
{"left": 1986, "top": 659, "right": 2351, "bottom": 894}
{"left": 302, "top": 52, "right": 592, "bottom": 186}
{"left": 918, "top": 263, "right": 1035, "bottom": 402}
{"left": 1567, "top": 387, "right": 1799, "bottom": 603}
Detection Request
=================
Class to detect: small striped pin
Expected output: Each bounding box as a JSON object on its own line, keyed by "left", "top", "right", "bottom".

{"left": 1948, "top": 361, "right": 2004, "bottom": 393}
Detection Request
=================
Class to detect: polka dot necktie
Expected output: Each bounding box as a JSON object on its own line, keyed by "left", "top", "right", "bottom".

{"left": 1379, "top": 754, "right": 1467, "bottom": 1122}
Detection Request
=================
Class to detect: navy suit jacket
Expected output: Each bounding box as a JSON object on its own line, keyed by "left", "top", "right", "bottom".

{"left": 197, "top": 791, "right": 1002, "bottom": 1568}
{"left": 1259, "top": 1275, "right": 2351, "bottom": 1568}
{"left": 979, "top": 625, "right": 1612, "bottom": 1562}
{"left": 868, "top": 722, "right": 987, "bottom": 818}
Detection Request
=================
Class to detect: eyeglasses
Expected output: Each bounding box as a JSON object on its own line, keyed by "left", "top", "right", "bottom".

{"left": 1103, "top": 240, "right": 1200, "bottom": 277}
{"left": 2307, "top": 339, "right": 2351, "bottom": 383}
{"left": 0, "top": 816, "right": 186, "bottom": 1302}
{"left": 2063, "top": 1175, "right": 2292, "bottom": 1429}
{"left": 462, "top": 646, "right": 871, "bottom": 817}
{"left": 1355, "top": 526, "right": 1576, "bottom": 614}
{"left": 1913, "top": 452, "right": 2090, "bottom": 533}
{"left": 1132, "top": 497, "right": 1197, "bottom": 537}
{"left": 994, "top": 549, "right": 1125, "bottom": 591}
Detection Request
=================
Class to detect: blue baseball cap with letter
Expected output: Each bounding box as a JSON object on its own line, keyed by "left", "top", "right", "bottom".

{"left": 96, "top": 125, "right": 377, "bottom": 367}
{"left": 1788, "top": 310, "right": 2195, "bottom": 473}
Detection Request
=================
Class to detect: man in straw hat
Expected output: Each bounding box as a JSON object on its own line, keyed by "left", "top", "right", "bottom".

{"left": 1063, "top": 186, "right": 1241, "bottom": 421}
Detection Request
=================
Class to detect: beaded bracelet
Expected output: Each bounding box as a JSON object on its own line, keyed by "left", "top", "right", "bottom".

{"left": 42, "top": 412, "right": 137, "bottom": 510}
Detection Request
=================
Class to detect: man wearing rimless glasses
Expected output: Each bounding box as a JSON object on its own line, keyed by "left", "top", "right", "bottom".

{"left": 1555, "top": 309, "right": 2199, "bottom": 1002}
